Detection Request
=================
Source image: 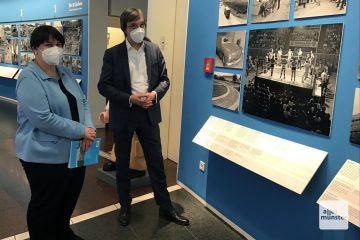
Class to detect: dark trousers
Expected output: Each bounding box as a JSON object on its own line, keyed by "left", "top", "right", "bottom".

{"left": 114, "top": 106, "right": 172, "bottom": 210}
{"left": 21, "top": 160, "right": 85, "bottom": 240}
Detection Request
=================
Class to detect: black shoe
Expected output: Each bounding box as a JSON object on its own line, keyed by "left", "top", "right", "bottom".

{"left": 103, "top": 161, "right": 116, "bottom": 171}
{"left": 159, "top": 208, "right": 190, "bottom": 226}
{"left": 118, "top": 205, "right": 131, "bottom": 226}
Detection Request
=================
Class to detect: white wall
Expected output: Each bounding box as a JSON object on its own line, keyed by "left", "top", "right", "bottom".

{"left": 88, "top": 0, "right": 108, "bottom": 128}
{"left": 147, "top": 0, "right": 189, "bottom": 162}
{"left": 109, "top": 0, "right": 148, "bottom": 17}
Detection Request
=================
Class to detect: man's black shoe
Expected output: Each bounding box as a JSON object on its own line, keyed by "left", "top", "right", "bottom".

{"left": 159, "top": 208, "right": 190, "bottom": 226}
{"left": 118, "top": 206, "right": 131, "bottom": 226}
{"left": 103, "top": 161, "right": 116, "bottom": 171}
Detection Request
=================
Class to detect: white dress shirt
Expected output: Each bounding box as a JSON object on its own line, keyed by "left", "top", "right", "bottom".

{"left": 126, "top": 39, "right": 148, "bottom": 95}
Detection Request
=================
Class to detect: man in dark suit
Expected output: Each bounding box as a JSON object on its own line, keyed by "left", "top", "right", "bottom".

{"left": 98, "top": 8, "right": 189, "bottom": 227}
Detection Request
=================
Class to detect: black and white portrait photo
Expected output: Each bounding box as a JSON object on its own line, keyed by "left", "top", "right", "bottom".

{"left": 251, "top": 0, "right": 290, "bottom": 23}
{"left": 212, "top": 71, "right": 242, "bottom": 111}
{"left": 216, "top": 31, "right": 246, "bottom": 69}
{"left": 62, "top": 20, "right": 82, "bottom": 56}
{"left": 350, "top": 88, "right": 360, "bottom": 145}
{"left": 243, "top": 23, "right": 343, "bottom": 136}
{"left": 294, "top": 0, "right": 347, "bottom": 19}
{"left": 218, "top": 0, "right": 249, "bottom": 27}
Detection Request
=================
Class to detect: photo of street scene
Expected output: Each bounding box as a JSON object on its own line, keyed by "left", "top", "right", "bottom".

{"left": 350, "top": 88, "right": 360, "bottom": 145}
{"left": 243, "top": 23, "right": 343, "bottom": 136}
{"left": 212, "top": 71, "right": 241, "bottom": 112}
{"left": 215, "top": 31, "right": 246, "bottom": 69}
{"left": 218, "top": 0, "right": 249, "bottom": 27}
{"left": 294, "top": 0, "right": 346, "bottom": 19}
{"left": 62, "top": 20, "right": 82, "bottom": 55}
{"left": 252, "top": 0, "right": 290, "bottom": 23}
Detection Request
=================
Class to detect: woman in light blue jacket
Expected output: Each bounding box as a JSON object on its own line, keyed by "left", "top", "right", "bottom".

{"left": 16, "top": 25, "right": 95, "bottom": 240}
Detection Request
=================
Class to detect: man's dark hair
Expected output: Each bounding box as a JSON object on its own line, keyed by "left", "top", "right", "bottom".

{"left": 120, "top": 8, "right": 144, "bottom": 35}
{"left": 30, "top": 25, "right": 65, "bottom": 49}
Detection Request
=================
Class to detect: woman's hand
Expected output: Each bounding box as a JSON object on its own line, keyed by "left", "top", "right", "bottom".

{"left": 82, "top": 138, "right": 93, "bottom": 152}
{"left": 84, "top": 127, "right": 96, "bottom": 141}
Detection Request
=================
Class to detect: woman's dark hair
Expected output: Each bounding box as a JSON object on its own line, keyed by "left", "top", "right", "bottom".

{"left": 30, "top": 25, "right": 65, "bottom": 49}
{"left": 120, "top": 8, "right": 144, "bottom": 35}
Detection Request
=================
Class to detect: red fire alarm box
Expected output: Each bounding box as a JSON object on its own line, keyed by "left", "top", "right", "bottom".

{"left": 204, "top": 57, "right": 214, "bottom": 73}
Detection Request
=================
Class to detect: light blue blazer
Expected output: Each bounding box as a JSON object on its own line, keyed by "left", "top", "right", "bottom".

{"left": 15, "top": 61, "right": 94, "bottom": 164}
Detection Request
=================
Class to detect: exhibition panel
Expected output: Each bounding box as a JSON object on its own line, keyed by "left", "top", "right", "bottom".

{"left": 179, "top": 0, "right": 359, "bottom": 239}
{"left": 0, "top": 0, "right": 89, "bottom": 99}
{"left": 193, "top": 116, "right": 327, "bottom": 194}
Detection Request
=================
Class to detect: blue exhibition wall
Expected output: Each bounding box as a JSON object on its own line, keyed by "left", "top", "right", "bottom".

{"left": 179, "top": 1, "right": 360, "bottom": 240}
{"left": 0, "top": 0, "right": 88, "bottom": 99}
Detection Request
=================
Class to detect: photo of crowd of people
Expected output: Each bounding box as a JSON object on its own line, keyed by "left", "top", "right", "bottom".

{"left": 294, "top": 0, "right": 346, "bottom": 19}
{"left": 350, "top": 88, "right": 360, "bottom": 145}
{"left": 252, "top": 0, "right": 290, "bottom": 23}
{"left": 212, "top": 71, "right": 241, "bottom": 111}
{"left": 61, "top": 20, "right": 82, "bottom": 56}
{"left": 215, "top": 31, "right": 246, "bottom": 69}
{"left": 243, "top": 23, "right": 343, "bottom": 136}
{"left": 218, "top": 0, "right": 249, "bottom": 27}
{"left": 62, "top": 55, "right": 82, "bottom": 76}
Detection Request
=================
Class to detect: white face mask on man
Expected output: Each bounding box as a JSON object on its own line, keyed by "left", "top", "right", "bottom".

{"left": 41, "top": 46, "right": 63, "bottom": 65}
{"left": 129, "top": 27, "right": 145, "bottom": 44}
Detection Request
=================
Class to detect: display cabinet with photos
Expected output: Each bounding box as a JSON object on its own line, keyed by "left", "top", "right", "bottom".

{"left": 0, "top": 19, "right": 83, "bottom": 80}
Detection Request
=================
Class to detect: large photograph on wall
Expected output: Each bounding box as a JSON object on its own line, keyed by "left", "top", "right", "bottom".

{"left": 350, "top": 88, "right": 360, "bottom": 145}
{"left": 212, "top": 71, "right": 241, "bottom": 112}
{"left": 218, "top": 0, "right": 249, "bottom": 27}
{"left": 243, "top": 23, "right": 343, "bottom": 136}
{"left": 251, "top": 0, "right": 290, "bottom": 23}
{"left": 215, "top": 30, "right": 246, "bottom": 69}
{"left": 294, "top": 0, "right": 347, "bottom": 19}
{"left": 61, "top": 20, "right": 82, "bottom": 56}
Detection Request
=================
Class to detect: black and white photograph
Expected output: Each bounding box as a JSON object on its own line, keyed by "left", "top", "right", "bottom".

{"left": 62, "top": 20, "right": 82, "bottom": 56}
{"left": 10, "top": 39, "right": 19, "bottom": 65}
{"left": 62, "top": 55, "right": 72, "bottom": 70}
{"left": 53, "top": 21, "right": 64, "bottom": 34}
{"left": 20, "top": 23, "right": 35, "bottom": 37}
{"left": 357, "top": 59, "right": 360, "bottom": 79}
{"left": 294, "top": 0, "right": 347, "bottom": 19}
{"left": 350, "top": 88, "right": 360, "bottom": 145}
{"left": 0, "top": 25, "right": 12, "bottom": 52}
{"left": 212, "top": 71, "right": 242, "bottom": 111}
{"left": 218, "top": 0, "right": 249, "bottom": 27}
{"left": 243, "top": 23, "right": 343, "bottom": 136}
{"left": 20, "top": 38, "right": 31, "bottom": 52}
{"left": 216, "top": 31, "right": 246, "bottom": 69}
{"left": 251, "top": 0, "right": 290, "bottom": 23}
{"left": 20, "top": 52, "right": 34, "bottom": 66}
{"left": 11, "top": 24, "right": 18, "bottom": 37}
{"left": 71, "top": 57, "right": 82, "bottom": 75}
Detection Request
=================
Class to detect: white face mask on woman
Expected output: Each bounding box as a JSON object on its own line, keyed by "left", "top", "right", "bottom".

{"left": 129, "top": 27, "right": 145, "bottom": 44}
{"left": 41, "top": 46, "right": 63, "bottom": 65}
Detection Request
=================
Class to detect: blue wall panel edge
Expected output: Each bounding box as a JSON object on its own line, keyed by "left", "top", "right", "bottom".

{"left": 179, "top": 0, "right": 360, "bottom": 239}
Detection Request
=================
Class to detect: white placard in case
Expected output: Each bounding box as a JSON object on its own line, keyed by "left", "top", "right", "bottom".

{"left": 193, "top": 116, "right": 328, "bottom": 194}
{"left": 317, "top": 160, "right": 360, "bottom": 228}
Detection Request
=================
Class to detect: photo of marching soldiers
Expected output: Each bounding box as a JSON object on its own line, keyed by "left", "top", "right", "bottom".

{"left": 218, "top": 0, "right": 249, "bottom": 27}
{"left": 294, "top": 0, "right": 346, "bottom": 19}
{"left": 62, "top": 20, "right": 82, "bottom": 56}
{"left": 212, "top": 72, "right": 242, "bottom": 111}
{"left": 243, "top": 23, "right": 343, "bottom": 136}
{"left": 215, "top": 31, "right": 246, "bottom": 69}
{"left": 251, "top": 0, "right": 290, "bottom": 23}
{"left": 350, "top": 88, "right": 360, "bottom": 145}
